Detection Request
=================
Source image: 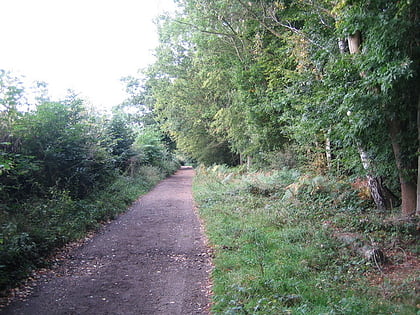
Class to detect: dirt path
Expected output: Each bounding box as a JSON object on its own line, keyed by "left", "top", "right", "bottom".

{"left": 2, "top": 167, "right": 212, "bottom": 315}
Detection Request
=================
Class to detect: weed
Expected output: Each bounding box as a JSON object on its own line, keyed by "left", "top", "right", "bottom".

{"left": 193, "top": 167, "right": 418, "bottom": 314}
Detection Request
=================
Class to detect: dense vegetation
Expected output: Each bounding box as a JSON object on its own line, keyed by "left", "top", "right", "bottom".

{"left": 194, "top": 166, "right": 418, "bottom": 314}
{"left": 138, "top": 0, "right": 418, "bottom": 312}
{"left": 0, "top": 70, "right": 179, "bottom": 292}
{"left": 1, "top": 0, "right": 419, "bottom": 311}
{"left": 144, "top": 0, "right": 419, "bottom": 217}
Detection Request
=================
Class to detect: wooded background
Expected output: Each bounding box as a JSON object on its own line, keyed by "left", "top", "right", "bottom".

{"left": 145, "top": 0, "right": 419, "bottom": 216}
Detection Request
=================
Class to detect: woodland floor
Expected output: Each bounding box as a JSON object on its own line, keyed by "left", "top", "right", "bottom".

{"left": 1, "top": 167, "right": 212, "bottom": 315}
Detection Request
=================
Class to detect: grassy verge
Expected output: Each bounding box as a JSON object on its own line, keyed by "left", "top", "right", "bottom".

{"left": 193, "top": 166, "right": 418, "bottom": 314}
{"left": 0, "top": 165, "right": 175, "bottom": 293}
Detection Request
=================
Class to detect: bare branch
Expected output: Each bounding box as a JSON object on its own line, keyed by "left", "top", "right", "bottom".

{"left": 173, "top": 19, "right": 237, "bottom": 38}
{"left": 173, "top": 16, "right": 249, "bottom": 63}
{"left": 235, "top": 0, "right": 333, "bottom": 55}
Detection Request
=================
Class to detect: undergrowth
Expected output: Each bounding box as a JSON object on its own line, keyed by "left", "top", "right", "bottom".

{"left": 0, "top": 165, "right": 175, "bottom": 293}
{"left": 193, "top": 165, "right": 419, "bottom": 314}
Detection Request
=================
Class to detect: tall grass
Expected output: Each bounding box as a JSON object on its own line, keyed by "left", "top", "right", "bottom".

{"left": 193, "top": 166, "right": 418, "bottom": 314}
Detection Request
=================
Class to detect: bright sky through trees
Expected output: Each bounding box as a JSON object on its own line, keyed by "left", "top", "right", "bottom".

{"left": 0, "top": 0, "right": 175, "bottom": 110}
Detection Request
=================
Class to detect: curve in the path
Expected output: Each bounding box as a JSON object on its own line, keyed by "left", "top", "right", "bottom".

{"left": 2, "top": 167, "right": 211, "bottom": 315}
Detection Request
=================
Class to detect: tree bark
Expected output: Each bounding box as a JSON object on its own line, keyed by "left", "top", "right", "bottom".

{"left": 347, "top": 32, "right": 391, "bottom": 211}
{"left": 388, "top": 118, "right": 417, "bottom": 215}
{"left": 348, "top": 31, "right": 362, "bottom": 54}
{"left": 330, "top": 229, "right": 386, "bottom": 265}
{"left": 247, "top": 155, "right": 252, "bottom": 170}
{"left": 325, "top": 130, "right": 332, "bottom": 169}
{"left": 357, "top": 144, "right": 393, "bottom": 211}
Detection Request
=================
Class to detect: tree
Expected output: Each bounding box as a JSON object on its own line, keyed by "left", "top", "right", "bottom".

{"left": 117, "top": 76, "right": 156, "bottom": 128}
{"left": 13, "top": 96, "right": 114, "bottom": 198}
{"left": 335, "top": 0, "right": 419, "bottom": 215}
{"left": 0, "top": 71, "right": 37, "bottom": 201}
{"left": 105, "top": 111, "right": 135, "bottom": 172}
{"left": 143, "top": 0, "right": 419, "bottom": 216}
{"left": 146, "top": 8, "right": 240, "bottom": 165}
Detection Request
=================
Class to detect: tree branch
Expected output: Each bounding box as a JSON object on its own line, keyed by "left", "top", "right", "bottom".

{"left": 235, "top": 0, "right": 333, "bottom": 55}
{"left": 173, "top": 17, "right": 248, "bottom": 63}
{"left": 173, "top": 19, "right": 237, "bottom": 38}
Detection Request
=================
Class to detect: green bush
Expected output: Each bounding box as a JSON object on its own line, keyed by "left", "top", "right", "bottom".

{"left": 0, "top": 71, "right": 182, "bottom": 293}
{"left": 0, "top": 166, "right": 174, "bottom": 292}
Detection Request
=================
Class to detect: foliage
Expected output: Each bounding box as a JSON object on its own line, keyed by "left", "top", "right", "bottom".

{"left": 131, "top": 126, "right": 180, "bottom": 175}
{"left": 105, "top": 111, "right": 136, "bottom": 172}
{"left": 0, "top": 166, "right": 167, "bottom": 291}
{"left": 0, "top": 70, "right": 181, "bottom": 293}
{"left": 133, "top": 127, "right": 168, "bottom": 166}
{"left": 193, "top": 166, "right": 418, "bottom": 314}
{"left": 141, "top": 0, "right": 419, "bottom": 214}
{"left": 117, "top": 75, "right": 157, "bottom": 128}
{"left": 12, "top": 100, "right": 114, "bottom": 199}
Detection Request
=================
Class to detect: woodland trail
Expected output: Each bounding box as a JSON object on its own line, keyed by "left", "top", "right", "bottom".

{"left": 2, "top": 167, "right": 212, "bottom": 315}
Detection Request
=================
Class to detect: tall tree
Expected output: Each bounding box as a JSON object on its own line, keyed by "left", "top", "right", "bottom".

{"left": 144, "top": 0, "right": 419, "bottom": 216}
{"left": 335, "top": 0, "right": 419, "bottom": 215}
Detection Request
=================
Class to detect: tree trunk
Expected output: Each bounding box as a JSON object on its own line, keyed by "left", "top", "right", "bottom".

{"left": 357, "top": 144, "right": 393, "bottom": 211}
{"left": 348, "top": 31, "right": 362, "bottom": 54}
{"left": 325, "top": 129, "right": 332, "bottom": 170}
{"left": 247, "top": 155, "right": 252, "bottom": 170}
{"left": 329, "top": 228, "right": 386, "bottom": 265}
{"left": 388, "top": 119, "right": 417, "bottom": 216}
{"left": 367, "top": 175, "right": 388, "bottom": 211}
{"left": 338, "top": 38, "right": 348, "bottom": 54}
{"left": 347, "top": 32, "right": 391, "bottom": 211}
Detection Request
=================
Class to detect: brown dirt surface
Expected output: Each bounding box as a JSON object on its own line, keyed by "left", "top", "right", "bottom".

{"left": 1, "top": 167, "right": 212, "bottom": 315}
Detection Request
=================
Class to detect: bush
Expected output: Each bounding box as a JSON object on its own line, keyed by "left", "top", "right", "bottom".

{"left": 0, "top": 164, "right": 175, "bottom": 292}
{"left": 0, "top": 74, "right": 182, "bottom": 294}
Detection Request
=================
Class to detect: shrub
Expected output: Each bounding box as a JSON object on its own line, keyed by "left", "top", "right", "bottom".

{"left": 0, "top": 164, "right": 175, "bottom": 292}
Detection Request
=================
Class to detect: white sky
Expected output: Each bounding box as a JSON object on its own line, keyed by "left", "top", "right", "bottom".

{"left": 0, "top": 0, "right": 175, "bottom": 111}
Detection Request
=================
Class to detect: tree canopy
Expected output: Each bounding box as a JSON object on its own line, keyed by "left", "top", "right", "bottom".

{"left": 142, "top": 0, "right": 419, "bottom": 215}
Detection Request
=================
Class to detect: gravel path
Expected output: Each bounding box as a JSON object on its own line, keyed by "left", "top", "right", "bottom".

{"left": 2, "top": 167, "right": 212, "bottom": 315}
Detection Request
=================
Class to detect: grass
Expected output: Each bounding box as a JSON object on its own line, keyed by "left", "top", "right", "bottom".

{"left": 0, "top": 165, "right": 172, "bottom": 293}
{"left": 193, "top": 166, "right": 419, "bottom": 314}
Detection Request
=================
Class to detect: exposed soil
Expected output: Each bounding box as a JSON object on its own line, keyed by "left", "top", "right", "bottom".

{"left": 1, "top": 167, "right": 212, "bottom": 315}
